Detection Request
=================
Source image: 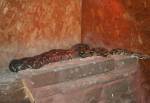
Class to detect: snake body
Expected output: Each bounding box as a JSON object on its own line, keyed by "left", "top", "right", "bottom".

{"left": 9, "top": 44, "right": 149, "bottom": 72}
{"left": 109, "top": 48, "right": 149, "bottom": 59}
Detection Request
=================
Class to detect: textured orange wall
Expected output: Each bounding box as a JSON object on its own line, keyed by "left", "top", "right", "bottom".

{"left": 0, "top": 0, "right": 81, "bottom": 69}
{"left": 82, "top": 0, "right": 150, "bottom": 54}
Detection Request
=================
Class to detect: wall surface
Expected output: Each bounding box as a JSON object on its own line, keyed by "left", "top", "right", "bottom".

{"left": 82, "top": 0, "right": 150, "bottom": 54}
{"left": 0, "top": 0, "right": 150, "bottom": 69}
{"left": 0, "top": 0, "right": 81, "bottom": 69}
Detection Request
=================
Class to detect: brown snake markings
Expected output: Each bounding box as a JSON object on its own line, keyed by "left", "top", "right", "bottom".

{"left": 9, "top": 44, "right": 149, "bottom": 72}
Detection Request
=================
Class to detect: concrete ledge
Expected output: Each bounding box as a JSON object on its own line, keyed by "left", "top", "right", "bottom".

{"left": 0, "top": 70, "right": 30, "bottom": 103}
{"left": 33, "top": 63, "right": 136, "bottom": 100}
{"left": 19, "top": 56, "right": 115, "bottom": 88}
{"left": 19, "top": 55, "right": 138, "bottom": 103}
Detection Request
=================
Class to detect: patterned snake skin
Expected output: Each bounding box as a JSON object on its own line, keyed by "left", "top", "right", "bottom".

{"left": 9, "top": 44, "right": 149, "bottom": 72}
{"left": 109, "top": 48, "right": 150, "bottom": 59}
{"left": 9, "top": 44, "right": 88, "bottom": 72}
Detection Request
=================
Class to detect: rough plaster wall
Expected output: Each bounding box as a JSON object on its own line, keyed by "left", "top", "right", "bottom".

{"left": 0, "top": 0, "right": 81, "bottom": 69}
{"left": 82, "top": 0, "right": 150, "bottom": 54}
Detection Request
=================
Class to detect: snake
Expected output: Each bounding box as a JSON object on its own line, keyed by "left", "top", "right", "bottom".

{"left": 9, "top": 44, "right": 88, "bottom": 72}
{"left": 9, "top": 44, "right": 149, "bottom": 72}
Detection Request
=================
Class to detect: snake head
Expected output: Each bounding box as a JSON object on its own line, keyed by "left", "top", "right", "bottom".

{"left": 9, "top": 59, "right": 25, "bottom": 72}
